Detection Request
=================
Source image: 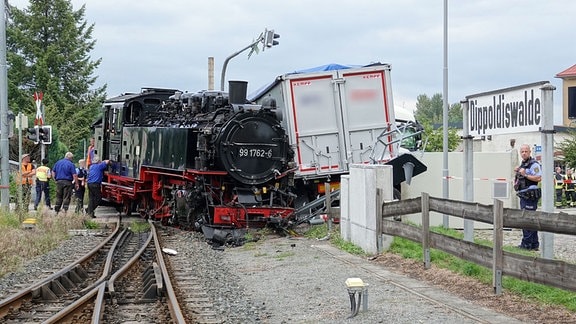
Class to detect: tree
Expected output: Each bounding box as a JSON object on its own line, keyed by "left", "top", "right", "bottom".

{"left": 414, "top": 93, "right": 462, "bottom": 152}
{"left": 7, "top": 0, "right": 105, "bottom": 158}
{"left": 415, "top": 93, "right": 462, "bottom": 125}
{"left": 420, "top": 122, "right": 461, "bottom": 152}
{"left": 556, "top": 130, "right": 576, "bottom": 169}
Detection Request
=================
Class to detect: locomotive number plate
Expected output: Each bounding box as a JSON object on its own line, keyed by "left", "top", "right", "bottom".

{"left": 238, "top": 148, "right": 273, "bottom": 158}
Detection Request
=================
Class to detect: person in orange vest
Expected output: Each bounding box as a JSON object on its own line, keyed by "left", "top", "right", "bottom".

{"left": 85, "top": 137, "right": 95, "bottom": 168}
{"left": 17, "top": 153, "right": 35, "bottom": 212}
{"left": 554, "top": 166, "right": 565, "bottom": 208}
{"left": 564, "top": 168, "right": 576, "bottom": 207}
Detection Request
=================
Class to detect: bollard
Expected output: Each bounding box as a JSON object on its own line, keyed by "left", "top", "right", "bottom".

{"left": 345, "top": 278, "right": 367, "bottom": 318}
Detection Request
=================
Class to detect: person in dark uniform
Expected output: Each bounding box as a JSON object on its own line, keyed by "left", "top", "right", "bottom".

{"left": 52, "top": 152, "right": 79, "bottom": 214}
{"left": 86, "top": 156, "right": 110, "bottom": 218}
{"left": 554, "top": 166, "right": 564, "bottom": 208}
{"left": 513, "top": 144, "right": 542, "bottom": 251}
{"left": 74, "top": 159, "right": 87, "bottom": 213}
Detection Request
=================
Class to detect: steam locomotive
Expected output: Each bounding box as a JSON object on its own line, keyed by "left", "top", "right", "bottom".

{"left": 93, "top": 81, "right": 297, "bottom": 236}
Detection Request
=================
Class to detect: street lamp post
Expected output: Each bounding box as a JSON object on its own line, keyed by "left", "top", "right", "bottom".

{"left": 220, "top": 28, "right": 280, "bottom": 91}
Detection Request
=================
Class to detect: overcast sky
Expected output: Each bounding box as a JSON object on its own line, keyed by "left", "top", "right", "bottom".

{"left": 9, "top": 0, "right": 576, "bottom": 117}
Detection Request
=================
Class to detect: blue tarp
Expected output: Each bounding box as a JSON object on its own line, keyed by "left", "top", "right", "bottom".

{"left": 249, "top": 63, "right": 380, "bottom": 101}
{"left": 290, "top": 63, "right": 361, "bottom": 74}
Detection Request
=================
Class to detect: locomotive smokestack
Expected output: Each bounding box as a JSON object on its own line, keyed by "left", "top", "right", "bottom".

{"left": 208, "top": 57, "right": 215, "bottom": 90}
{"left": 228, "top": 80, "right": 248, "bottom": 104}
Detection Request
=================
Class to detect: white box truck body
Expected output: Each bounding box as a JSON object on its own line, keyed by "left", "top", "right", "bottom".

{"left": 250, "top": 63, "right": 426, "bottom": 201}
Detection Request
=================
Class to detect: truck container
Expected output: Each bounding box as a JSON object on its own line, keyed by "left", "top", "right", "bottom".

{"left": 249, "top": 63, "right": 427, "bottom": 204}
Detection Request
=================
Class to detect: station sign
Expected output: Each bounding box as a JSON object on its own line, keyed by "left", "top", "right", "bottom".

{"left": 466, "top": 81, "right": 549, "bottom": 136}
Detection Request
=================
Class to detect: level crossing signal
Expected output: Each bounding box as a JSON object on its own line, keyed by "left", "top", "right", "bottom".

{"left": 264, "top": 29, "right": 280, "bottom": 48}
{"left": 26, "top": 125, "right": 52, "bottom": 144}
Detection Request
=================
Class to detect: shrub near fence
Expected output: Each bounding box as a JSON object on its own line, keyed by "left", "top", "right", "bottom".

{"left": 380, "top": 192, "right": 576, "bottom": 294}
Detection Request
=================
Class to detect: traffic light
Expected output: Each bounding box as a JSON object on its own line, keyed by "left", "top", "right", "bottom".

{"left": 39, "top": 125, "right": 52, "bottom": 144}
{"left": 264, "top": 29, "right": 280, "bottom": 48}
{"left": 26, "top": 127, "right": 39, "bottom": 144}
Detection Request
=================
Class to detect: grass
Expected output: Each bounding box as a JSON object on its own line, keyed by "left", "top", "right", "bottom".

{"left": 274, "top": 251, "right": 295, "bottom": 260}
{"left": 304, "top": 223, "right": 365, "bottom": 256}
{"left": 303, "top": 222, "right": 576, "bottom": 312}
{"left": 0, "top": 209, "right": 93, "bottom": 278}
{"left": 129, "top": 221, "right": 150, "bottom": 233}
{"left": 393, "top": 236, "right": 576, "bottom": 312}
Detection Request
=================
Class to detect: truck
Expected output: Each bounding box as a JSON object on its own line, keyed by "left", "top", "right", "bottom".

{"left": 249, "top": 62, "right": 427, "bottom": 208}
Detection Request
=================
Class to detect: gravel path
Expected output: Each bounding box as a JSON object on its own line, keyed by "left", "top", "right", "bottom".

{"left": 221, "top": 235, "right": 521, "bottom": 323}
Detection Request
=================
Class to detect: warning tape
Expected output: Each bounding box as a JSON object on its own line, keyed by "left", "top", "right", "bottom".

{"left": 443, "top": 176, "right": 508, "bottom": 182}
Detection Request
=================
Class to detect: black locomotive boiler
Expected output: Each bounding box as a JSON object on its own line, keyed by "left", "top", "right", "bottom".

{"left": 93, "top": 81, "right": 297, "bottom": 236}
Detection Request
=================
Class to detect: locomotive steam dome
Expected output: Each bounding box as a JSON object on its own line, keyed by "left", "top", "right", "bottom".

{"left": 217, "top": 111, "right": 289, "bottom": 185}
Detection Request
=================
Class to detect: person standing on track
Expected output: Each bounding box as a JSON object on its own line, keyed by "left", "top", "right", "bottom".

{"left": 86, "top": 156, "right": 110, "bottom": 218}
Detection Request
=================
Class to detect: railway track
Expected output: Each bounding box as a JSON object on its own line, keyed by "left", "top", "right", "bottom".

{"left": 0, "top": 220, "right": 187, "bottom": 323}
{"left": 156, "top": 226, "right": 222, "bottom": 324}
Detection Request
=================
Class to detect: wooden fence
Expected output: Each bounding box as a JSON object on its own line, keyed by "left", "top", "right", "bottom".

{"left": 380, "top": 192, "right": 576, "bottom": 294}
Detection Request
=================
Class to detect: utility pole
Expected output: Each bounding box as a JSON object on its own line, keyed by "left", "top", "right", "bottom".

{"left": 0, "top": 0, "right": 10, "bottom": 209}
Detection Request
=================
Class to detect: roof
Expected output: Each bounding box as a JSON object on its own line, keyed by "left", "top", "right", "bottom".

{"left": 555, "top": 64, "right": 576, "bottom": 78}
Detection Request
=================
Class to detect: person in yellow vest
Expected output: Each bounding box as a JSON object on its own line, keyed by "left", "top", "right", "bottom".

{"left": 34, "top": 158, "right": 52, "bottom": 211}
{"left": 554, "top": 166, "right": 564, "bottom": 208}
{"left": 17, "top": 153, "right": 35, "bottom": 212}
{"left": 564, "top": 168, "right": 576, "bottom": 207}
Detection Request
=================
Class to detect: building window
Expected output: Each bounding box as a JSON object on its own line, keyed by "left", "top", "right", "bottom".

{"left": 569, "top": 86, "right": 576, "bottom": 119}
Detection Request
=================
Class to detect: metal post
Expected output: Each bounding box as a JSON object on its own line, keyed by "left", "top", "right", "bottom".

{"left": 17, "top": 113, "right": 23, "bottom": 215}
{"left": 0, "top": 0, "right": 10, "bottom": 209}
{"left": 540, "top": 83, "right": 556, "bottom": 259}
{"left": 220, "top": 35, "right": 264, "bottom": 91}
{"left": 462, "top": 99, "right": 474, "bottom": 242}
{"left": 442, "top": 0, "right": 450, "bottom": 228}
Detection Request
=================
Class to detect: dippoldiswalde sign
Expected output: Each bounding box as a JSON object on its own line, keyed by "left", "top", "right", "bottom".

{"left": 466, "top": 81, "right": 549, "bottom": 136}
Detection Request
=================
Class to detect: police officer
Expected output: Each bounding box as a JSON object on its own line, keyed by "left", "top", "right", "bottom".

{"left": 554, "top": 166, "right": 564, "bottom": 208}
{"left": 514, "top": 144, "right": 542, "bottom": 251}
{"left": 564, "top": 168, "right": 576, "bottom": 207}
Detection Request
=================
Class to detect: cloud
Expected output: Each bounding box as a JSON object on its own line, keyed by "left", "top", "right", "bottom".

{"left": 8, "top": 0, "right": 576, "bottom": 121}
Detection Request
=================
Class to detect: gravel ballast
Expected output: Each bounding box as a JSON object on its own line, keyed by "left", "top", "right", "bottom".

{"left": 1, "top": 216, "right": 575, "bottom": 323}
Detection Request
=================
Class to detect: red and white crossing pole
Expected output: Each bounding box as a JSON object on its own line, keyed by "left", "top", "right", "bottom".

{"left": 33, "top": 91, "right": 45, "bottom": 161}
